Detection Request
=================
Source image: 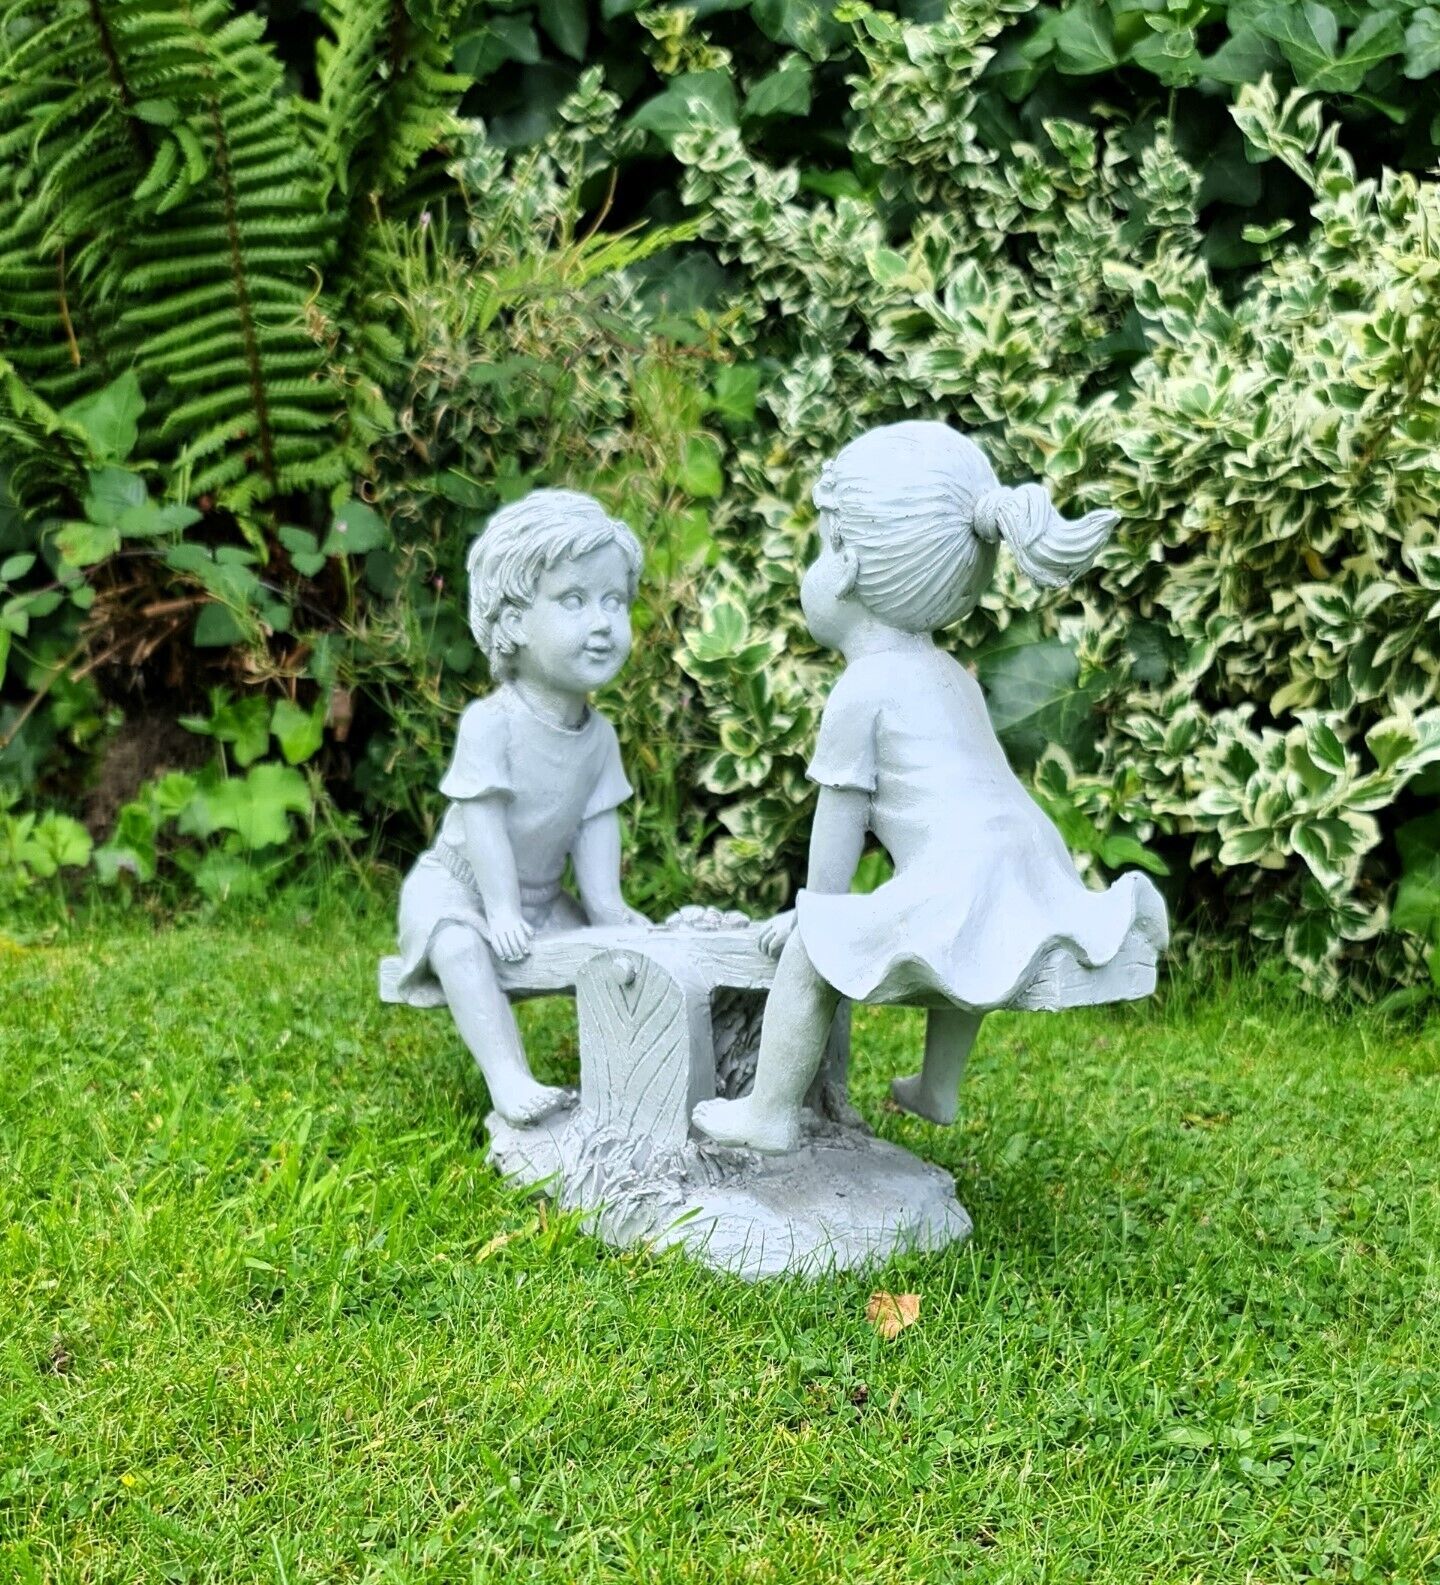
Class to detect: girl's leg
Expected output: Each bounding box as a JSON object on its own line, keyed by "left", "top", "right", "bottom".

{"left": 891, "top": 1006, "right": 982, "bottom": 1125}
{"left": 429, "top": 923, "right": 573, "bottom": 1127}
{"left": 692, "top": 932, "right": 841, "bottom": 1153}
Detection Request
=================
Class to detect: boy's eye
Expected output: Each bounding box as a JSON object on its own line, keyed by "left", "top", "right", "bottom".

{"left": 602, "top": 593, "right": 624, "bottom": 613}
{"left": 560, "top": 592, "right": 584, "bottom": 611}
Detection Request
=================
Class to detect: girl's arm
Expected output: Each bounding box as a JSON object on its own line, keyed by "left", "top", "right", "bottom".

{"left": 806, "top": 785, "right": 869, "bottom": 893}
{"left": 458, "top": 797, "right": 532, "bottom": 961}
{"left": 759, "top": 786, "right": 867, "bottom": 957}
{"left": 572, "top": 810, "right": 647, "bottom": 928}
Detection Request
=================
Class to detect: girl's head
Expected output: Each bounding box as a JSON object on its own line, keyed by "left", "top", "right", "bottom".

{"left": 801, "top": 421, "right": 1117, "bottom": 644}
{"left": 467, "top": 489, "right": 643, "bottom": 691}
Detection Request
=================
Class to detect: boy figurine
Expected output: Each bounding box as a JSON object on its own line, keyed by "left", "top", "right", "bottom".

{"left": 379, "top": 489, "right": 648, "bottom": 1125}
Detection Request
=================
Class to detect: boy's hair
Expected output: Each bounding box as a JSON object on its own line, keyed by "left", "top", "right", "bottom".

{"left": 467, "top": 489, "right": 643, "bottom": 679}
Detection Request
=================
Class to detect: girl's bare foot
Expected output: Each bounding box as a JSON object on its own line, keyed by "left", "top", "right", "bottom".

{"left": 692, "top": 1095, "right": 800, "bottom": 1154}
{"left": 890, "top": 1072, "right": 958, "bottom": 1125}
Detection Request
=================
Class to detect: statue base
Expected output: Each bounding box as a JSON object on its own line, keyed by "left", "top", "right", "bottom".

{"left": 488, "top": 1106, "right": 972, "bottom": 1280}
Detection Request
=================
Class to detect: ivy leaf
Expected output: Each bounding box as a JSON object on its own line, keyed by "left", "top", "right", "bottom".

{"left": 1200, "top": 27, "right": 1284, "bottom": 87}
{"left": 799, "top": 167, "right": 868, "bottom": 201}
{"left": 710, "top": 364, "right": 759, "bottom": 423}
{"left": 1333, "top": 9, "right": 1405, "bottom": 87}
{"left": 538, "top": 0, "right": 589, "bottom": 60}
{"left": 974, "top": 633, "right": 1101, "bottom": 770}
{"left": 1, "top": 553, "right": 35, "bottom": 582}
{"left": 1051, "top": 3, "right": 1121, "bottom": 75}
{"left": 270, "top": 697, "right": 325, "bottom": 766}
{"left": 454, "top": 16, "right": 541, "bottom": 78}
{"left": 743, "top": 56, "right": 813, "bottom": 120}
{"left": 1249, "top": 2, "right": 1342, "bottom": 84}
{"left": 1129, "top": 27, "right": 1200, "bottom": 86}
{"left": 60, "top": 371, "right": 144, "bottom": 462}
{"left": 181, "top": 691, "right": 271, "bottom": 766}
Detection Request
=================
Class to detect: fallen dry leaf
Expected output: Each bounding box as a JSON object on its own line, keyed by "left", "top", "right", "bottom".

{"left": 866, "top": 1291, "right": 920, "bottom": 1340}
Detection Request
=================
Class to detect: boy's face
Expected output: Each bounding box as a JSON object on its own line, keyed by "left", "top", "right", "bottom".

{"left": 508, "top": 542, "right": 634, "bottom": 696}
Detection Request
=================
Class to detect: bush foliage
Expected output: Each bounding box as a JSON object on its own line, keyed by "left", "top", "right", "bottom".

{"left": 2, "top": 0, "right": 1439, "bottom": 996}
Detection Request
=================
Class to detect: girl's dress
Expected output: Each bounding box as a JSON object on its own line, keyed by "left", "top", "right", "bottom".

{"left": 795, "top": 647, "right": 1168, "bottom": 1011}
{"left": 379, "top": 685, "right": 631, "bottom": 1007}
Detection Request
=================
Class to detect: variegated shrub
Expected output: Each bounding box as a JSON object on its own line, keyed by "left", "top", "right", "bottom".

{"left": 659, "top": 5, "right": 1440, "bottom": 996}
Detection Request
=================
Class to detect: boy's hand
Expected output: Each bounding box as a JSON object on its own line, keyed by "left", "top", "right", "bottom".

{"left": 758, "top": 910, "right": 796, "bottom": 958}
{"left": 487, "top": 910, "right": 534, "bottom": 962}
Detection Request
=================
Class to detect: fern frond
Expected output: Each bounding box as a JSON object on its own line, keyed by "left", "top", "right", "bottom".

{"left": 1, "top": 0, "right": 349, "bottom": 508}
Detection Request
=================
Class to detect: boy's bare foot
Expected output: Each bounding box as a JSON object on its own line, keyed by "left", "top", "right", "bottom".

{"left": 492, "top": 1078, "right": 576, "bottom": 1128}
{"left": 692, "top": 1096, "right": 800, "bottom": 1154}
{"left": 890, "top": 1073, "right": 958, "bottom": 1125}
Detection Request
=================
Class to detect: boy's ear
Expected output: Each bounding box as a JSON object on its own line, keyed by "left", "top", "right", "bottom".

{"left": 836, "top": 548, "right": 859, "bottom": 599}
{"left": 497, "top": 603, "right": 524, "bottom": 649}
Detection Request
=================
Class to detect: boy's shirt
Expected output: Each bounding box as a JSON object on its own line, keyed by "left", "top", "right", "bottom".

{"left": 432, "top": 684, "right": 631, "bottom": 894}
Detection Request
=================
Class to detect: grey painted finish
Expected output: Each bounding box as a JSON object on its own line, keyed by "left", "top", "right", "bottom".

{"left": 382, "top": 919, "right": 970, "bottom": 1277}
{"left": 378, "top": 429, "right": 1175, "bottom": 1274}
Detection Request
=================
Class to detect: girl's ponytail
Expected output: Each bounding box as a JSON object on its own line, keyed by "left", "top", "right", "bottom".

{"left": 814, "top": 421, "right": 1116, "bottom": 632}
{"left": 970, "top": 485, "right": 1118, "bottom": 590}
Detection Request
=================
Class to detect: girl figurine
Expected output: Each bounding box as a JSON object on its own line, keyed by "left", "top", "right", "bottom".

{"left": 380, "top": 489, "right": 648, "bottom": 1126}
{"left": 692, "top": 421, "right": 1169, "bottom": 1154}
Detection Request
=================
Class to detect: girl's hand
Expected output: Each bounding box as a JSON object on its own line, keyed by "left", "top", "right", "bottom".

{"left": 758, "top": 910, "right": 796, "bottom": 959}
{"left": 487, "top": 910, "right": 534, "bottom": 962}
{"left": 594, "top": 903, "right": 650, "bottom": 929}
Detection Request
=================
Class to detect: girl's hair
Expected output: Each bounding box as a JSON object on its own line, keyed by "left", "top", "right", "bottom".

{"left": 467, "top": 489, "right": 643, "bottom": 679}
{"left": 812, "top": 421, "right": 1118, "bottom": 632}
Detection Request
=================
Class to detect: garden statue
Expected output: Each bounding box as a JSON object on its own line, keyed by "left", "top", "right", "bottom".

{"left": 692, "top": 421, "right": 1170, "bottom": 1155}
{"left": 380, "top": 430, "right": 1168, "bottom": 1279}
{"left": 378, "top": 490, "right": 647, "bottom": 1124}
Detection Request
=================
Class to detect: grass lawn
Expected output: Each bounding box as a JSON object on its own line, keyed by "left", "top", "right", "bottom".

{"left": 3, "top": 899, "right": 1439, "bottom": 1583}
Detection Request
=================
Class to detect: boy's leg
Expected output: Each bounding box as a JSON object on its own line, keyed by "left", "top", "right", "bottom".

{"left": 692, "top": 932, "right": 840, "bottom": 1153}
{"left": 429, "top": 924, "right": 573, "bottom": 1127}
{"left": 891, "top": 1006, "right": 982, "bottom": 1125}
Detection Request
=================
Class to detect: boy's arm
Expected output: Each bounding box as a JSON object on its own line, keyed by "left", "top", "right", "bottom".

{"left": 572, "top": 809, "right": 647, "bottom": 928}
{"left": 458, "top": 797, "right": 533, "bottom": 961}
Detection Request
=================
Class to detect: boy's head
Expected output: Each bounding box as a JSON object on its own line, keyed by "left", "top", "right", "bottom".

{"left": 467, "top": 489, "right": 643, "bottom": 689}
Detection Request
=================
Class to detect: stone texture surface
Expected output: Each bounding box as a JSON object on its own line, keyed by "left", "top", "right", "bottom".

{"left": 386, "top": 920, "right": 974, "bottom": 1279}
{"left": 488, "top": 1101, "right": 972, "bottom": 1281}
